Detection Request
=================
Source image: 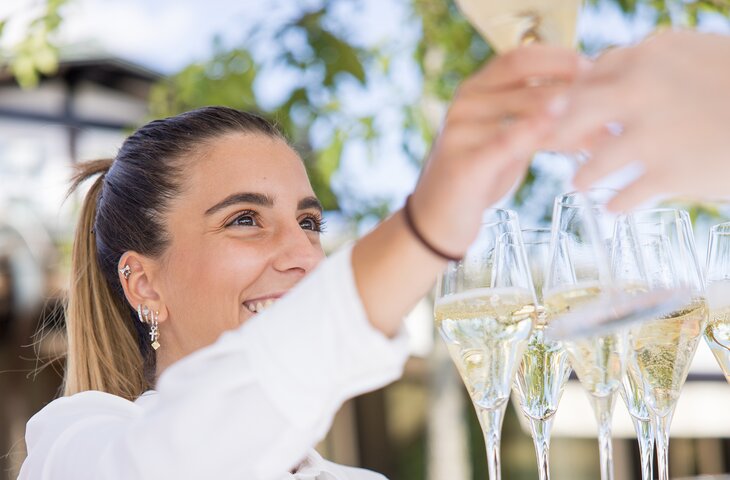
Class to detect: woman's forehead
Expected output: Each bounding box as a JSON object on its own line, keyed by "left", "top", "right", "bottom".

{"left": 180, "top": 133, "right": 313, "bottom": 207}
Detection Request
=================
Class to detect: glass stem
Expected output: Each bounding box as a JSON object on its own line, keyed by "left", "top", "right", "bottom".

{"left": 631, "top": 417, "right": 655, "bottom": 480}
{"left": 591, "top": 394, "right": 616, "bottom": 480}
{"left": 477, "top": 403, "right": 507, "bottom": 480}
{"left": 655, "top": 410, "right": 674, "bottom": 480}
{"left": 529, "top": 415, "right": 555, "bottom": 480}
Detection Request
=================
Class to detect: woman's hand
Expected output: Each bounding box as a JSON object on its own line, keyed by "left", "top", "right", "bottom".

{"left": 546, "top": 30, "right": 730, "bottom": 211}
{"left": 354, "top": 45, "right": 584, "bottom": 336}
{"left": 411, "top": 44, "right": 587, "bottom": 257}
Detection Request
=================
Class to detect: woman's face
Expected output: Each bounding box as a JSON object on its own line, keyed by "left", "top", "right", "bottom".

{"left": 153, "top": 132, "right": 326, "bottom": 362}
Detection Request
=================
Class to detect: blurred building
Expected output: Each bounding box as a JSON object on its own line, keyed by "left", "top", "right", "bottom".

{"left": 0, "top": 52, "right": 160, "bottom": 479}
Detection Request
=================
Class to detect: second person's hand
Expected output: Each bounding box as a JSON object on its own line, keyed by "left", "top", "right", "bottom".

{"left": 546, "top": 30, "right": 730, "bottom": 211}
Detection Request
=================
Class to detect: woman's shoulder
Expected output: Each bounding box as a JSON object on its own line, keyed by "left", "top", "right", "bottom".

{"left": 27, "top": 390, "right": 144, "bottom": 432}
{"left": 20, "top": 391, "right": 149, "bottom": 479}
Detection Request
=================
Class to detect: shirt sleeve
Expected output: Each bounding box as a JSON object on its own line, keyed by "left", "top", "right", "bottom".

{"left": 19, "top": 244, "right": 409, "bottom": 480}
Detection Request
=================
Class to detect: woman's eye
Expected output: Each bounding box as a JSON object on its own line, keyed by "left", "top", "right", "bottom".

{"left": 300, "top": 216, "right": 323, "bottom": 232}
{"left": 229, "top": 213, "right": 258, "bottom": 227}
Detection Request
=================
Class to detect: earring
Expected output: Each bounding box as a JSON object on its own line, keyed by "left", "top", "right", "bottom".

{"left": 149, "top": 310, "right": 160, "bottom": 351}
{"left": 137, "top": 304, "right": 150, "bottom": 323}
{"left": 136, "top": 304, "right": 160, "bottom": 350}
{"left": 119, "top": 264, "right": 131, "bottom": 279}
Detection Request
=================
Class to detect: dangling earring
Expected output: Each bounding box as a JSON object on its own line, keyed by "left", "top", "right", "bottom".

{"left": 136, "top": 304, "right": 160, "bottom": 350}
{"left": 150, "top": 310, "right": 160, "bottom": 351}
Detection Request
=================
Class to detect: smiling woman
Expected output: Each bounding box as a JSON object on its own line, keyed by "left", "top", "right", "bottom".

{"left": 18, "top": 45, "right": 585, "bottom": 480}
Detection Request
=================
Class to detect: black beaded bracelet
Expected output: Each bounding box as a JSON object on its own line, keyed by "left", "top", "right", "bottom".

{"left": 403, "top": 195, "right": 462, "bottom": 262}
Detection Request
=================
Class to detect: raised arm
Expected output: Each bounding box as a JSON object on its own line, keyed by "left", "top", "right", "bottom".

{"left": 354, "top": 44, "right": 585, "bottom": 336}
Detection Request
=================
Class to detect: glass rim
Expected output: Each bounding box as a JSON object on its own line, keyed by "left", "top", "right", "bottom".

{"left": 627, "top": 207, "right": 691, "bottom": 223}
{"left": 710, "top": 221, "right": 730, "bottom": 235}
{"left": 480, "top": 207, "right": 518, "bottom": 228}
{"left": 555, "top": 187, "right": 618, "bottom": 209}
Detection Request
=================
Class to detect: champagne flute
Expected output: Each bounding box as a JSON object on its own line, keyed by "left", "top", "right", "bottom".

{"left": 617, "top": 209, "right": 707, "bottom": 480}
{"left": 705, "top": 222, "right": 730, "bottom": 383}
{"left": 455, "top": 0, "right": 582, "bottom": 52}
{"left": 435, "top": 209, "right": 535, "bottom": 480}
{"left": 510, "top": 228, "right": 572, "bottom": 480}
{"left": 611, "top": 218, "right": 655, "bottom": 480}
{"left": 543, "top": 189, "right": 627, "bottom": 480}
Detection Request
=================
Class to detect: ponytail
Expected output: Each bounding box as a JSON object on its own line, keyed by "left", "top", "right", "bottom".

{"left": 63, "top": 159, "right": 149, "bottom": 400}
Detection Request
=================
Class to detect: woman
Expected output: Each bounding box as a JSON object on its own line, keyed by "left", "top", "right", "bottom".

{"left": 19, "top": 45, "right": 582, "bottom": 479}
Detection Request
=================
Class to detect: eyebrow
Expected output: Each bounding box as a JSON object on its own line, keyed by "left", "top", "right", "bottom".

{"left": 298, "top": 196, "right": 323, "bottom": 213}
{"left": 204, "top": 192, "right": 323, "bottom": 216}
{"left": 204, "top": 192, "right": 274, "bottom": 216}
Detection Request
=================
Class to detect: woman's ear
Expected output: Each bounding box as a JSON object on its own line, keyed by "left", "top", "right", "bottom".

{"left": 117, "top": 252, "right": 168, "bottom": 323}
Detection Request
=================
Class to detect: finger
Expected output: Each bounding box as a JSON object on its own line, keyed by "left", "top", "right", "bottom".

{"left": 488, "top": 147, "right": 534, "bottom": 200}
{"left": 546, "top": 80, "right": 631, "bottom": 150}
{"left": 573, "top": 131, "right": 642, "bottom": 190}
{"left": 546, "top": 47, "right": 635, "bottom": 147}
{"left": 465, "top": 44, "right": 589, "bottom": 92}
{"left": 479, "top": 113, "right": 553, "bottom": 165}
{"left": 450, "top": 84, "right": 569, "bottom": 124}
{"left": 539, "top": 123, "right": 609, "bottom": 153}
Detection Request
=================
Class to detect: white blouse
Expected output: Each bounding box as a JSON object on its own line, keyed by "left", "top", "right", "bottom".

{"left": 19, "top": 245, "right": 408, "bottom": 480}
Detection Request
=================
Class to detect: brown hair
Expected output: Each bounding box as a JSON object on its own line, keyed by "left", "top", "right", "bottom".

{"left": 64, "top": 106, "right": 284, "bottom": 400}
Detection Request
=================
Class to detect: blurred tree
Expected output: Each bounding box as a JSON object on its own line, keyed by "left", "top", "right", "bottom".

{"left": 0, "top": 0, "right": 67, "bottom": 88}
{"left": 2, "top": 0, "right": 730, "bottom": 217}
{"left": 146, "top": 0, "right": 730, "bottom": 218}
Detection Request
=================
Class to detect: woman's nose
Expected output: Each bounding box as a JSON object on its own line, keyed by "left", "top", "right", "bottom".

{"left": 271, "top": 224, "right": 324, "bottom": 274}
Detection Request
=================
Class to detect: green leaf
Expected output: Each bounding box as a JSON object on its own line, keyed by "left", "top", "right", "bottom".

{"left": 307, "top": 133, "right": 343, "bottom": 211}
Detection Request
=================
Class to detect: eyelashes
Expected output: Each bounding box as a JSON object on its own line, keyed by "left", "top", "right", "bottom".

{"left": 226, "top": 210, "right": 260, "bottom": 228}
{"left": 303, "top": 215, "right": 327, "bottom": 233}
{"left": 225, "top": 210, "right": 326, "bottom": 233}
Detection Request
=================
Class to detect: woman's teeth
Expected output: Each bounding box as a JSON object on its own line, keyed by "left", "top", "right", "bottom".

{"left": 246, "top": 299, "right": 276, "bottom": 313}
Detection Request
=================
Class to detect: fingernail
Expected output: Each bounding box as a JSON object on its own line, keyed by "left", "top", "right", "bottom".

{"left": 547, "top": 94, "right": 569, "bottom": 117}
{"left": 605, "top": 121, "right": 624, "bottom": 136}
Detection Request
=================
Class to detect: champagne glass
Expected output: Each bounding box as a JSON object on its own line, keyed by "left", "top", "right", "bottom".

{"left": 455, "top": 0, "right": 582, "bottom": 53}
{"left": 617, "top": 209, "right": 707, "bottom": 480}
{"left": 510, "top": 228, "right": 572, "bottom": 480}
{"left": 611, "top": 218, "right": 655, "bottom": 480}
{"left": 435, "top": 209, "right": 535, "bottom": 480}
{"left": 543, "top": 189, "right": 627, "bottom": 480}
{"left": 705, "top": 222, "right": 730, "bottom": 383}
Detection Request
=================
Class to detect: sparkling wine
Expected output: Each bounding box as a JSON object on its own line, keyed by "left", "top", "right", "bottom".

{"left": 513, "top": 319, "right": 572, "bottom": 421}
{"left": 630, "top": 300, "right": 707, "bottom": 417}
{"left": 435, "top": 287, "right": 534, "bottom": 410}
{"left": 706, "top": 282, "right": 730, "bottom": 383}
{"left": 706, "top": 306, "right": 730, "bottom": 382}
{"left": 545, "top": 284, "right": 627, "bottom": 398}
{"left": 455, "top": 0, "right": 581, "bottom": 52}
